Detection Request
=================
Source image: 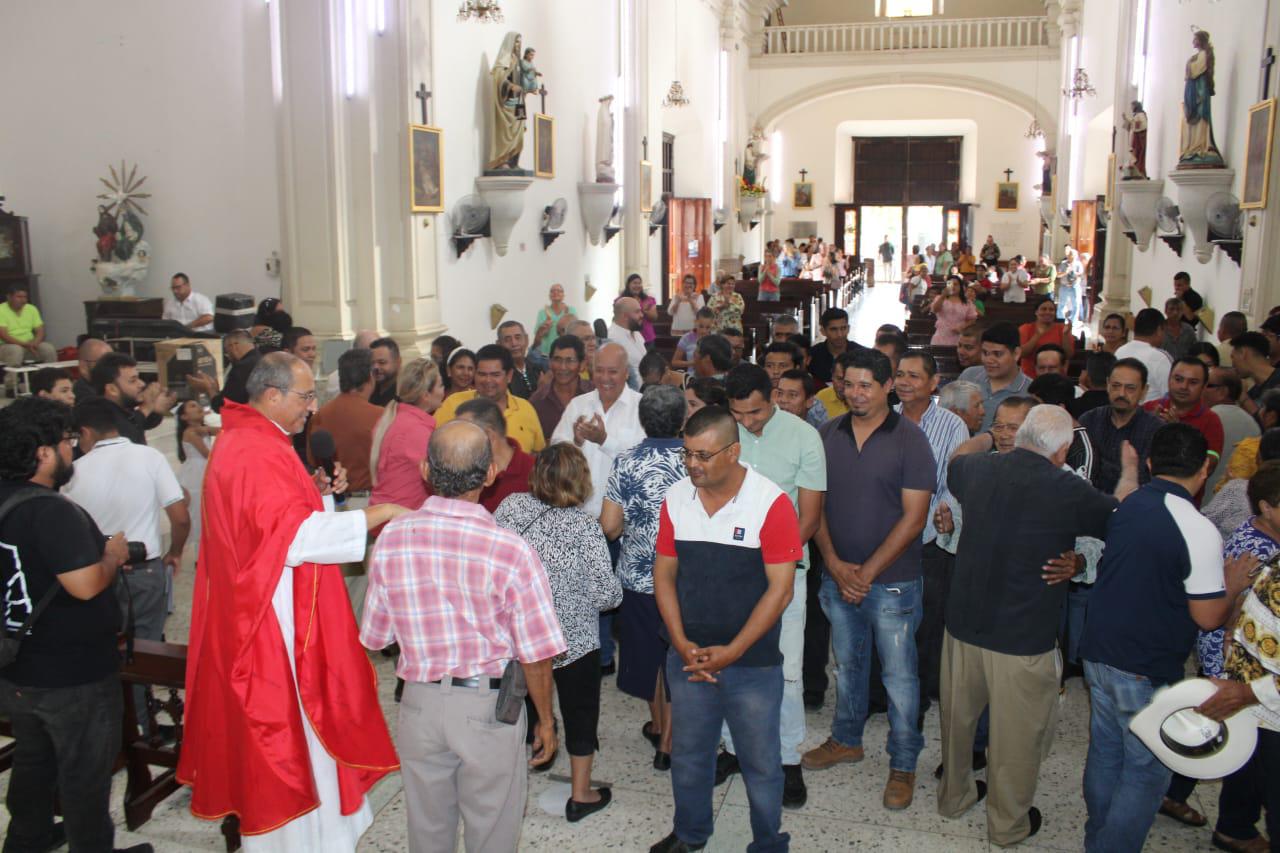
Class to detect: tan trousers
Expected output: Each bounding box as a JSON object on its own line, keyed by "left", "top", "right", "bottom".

{"left": 339, "top": 494, "right": 370, "bottom": 624}
{"left": 937, "top": 629, "right": 1060, "bottom": 847}
{"left": 398, "top": 680, "right": 527, "bottom": 853}
{"left": 1, "top": 342, "right": 57, "bottom": 386}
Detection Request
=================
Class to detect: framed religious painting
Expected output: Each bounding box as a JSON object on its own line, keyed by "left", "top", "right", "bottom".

{"left": 1243, "top": 99, "right": 1276, "bottom": 210}
{"left": 640, "top": 160, "right": 654, "bottom": 212}
{"left": 1105, "top": 153, "right": 1116, "bottom": 212}
{"left": 409, "top": 124, "right": 443, "bottom": 213}
{"left": 792, "top": 181, "right": 814, "bottom": 209}
{"left": 534, "top": 114, "right": 555, "bottom": 179}
{"left": 996, "top": 181, "right": 1019, "bottom": 212}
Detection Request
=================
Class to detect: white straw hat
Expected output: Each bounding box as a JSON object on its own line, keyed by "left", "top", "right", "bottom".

{"left": 1128, "top": 678, "right": 1259, "bottom": 780}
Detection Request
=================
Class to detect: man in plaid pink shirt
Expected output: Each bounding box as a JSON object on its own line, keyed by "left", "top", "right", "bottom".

{"left": 360, "top": 420, "right": 566, "bottom": 852}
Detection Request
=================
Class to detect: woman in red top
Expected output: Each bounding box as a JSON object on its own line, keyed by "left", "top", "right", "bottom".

{"left": 1018, "top": 299, "right": 1074, "bottom": 377}
{"left": 370, "top": 358, "right": 446, "bottom": 514}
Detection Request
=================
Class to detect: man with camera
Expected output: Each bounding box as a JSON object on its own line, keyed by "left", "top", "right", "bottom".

{"left": 0, "top": 396, "right": 152, "bottom": 853}
{"left": 64, "top": 396, "right": 190, "bottom": 730}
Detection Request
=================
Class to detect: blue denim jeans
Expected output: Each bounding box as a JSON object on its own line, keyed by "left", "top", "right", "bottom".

{"left": 1082, "top": 660, "right": 1172, "bottom": 853}
{"left": 1056, "top": 286, "right": 1077, "bottom": 322}
{"left": 666, "top": 652, "right": 789, "bottom": 852}
{"left": 820, "top": 575, "right": 924, "bottom": 772}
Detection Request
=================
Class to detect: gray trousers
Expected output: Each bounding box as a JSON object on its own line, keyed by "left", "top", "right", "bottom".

{"left": 117, "top": 558, "right": 168, "bottom": 730}
{"left": 398, "top": 680, "right": 527, "bottom": 853}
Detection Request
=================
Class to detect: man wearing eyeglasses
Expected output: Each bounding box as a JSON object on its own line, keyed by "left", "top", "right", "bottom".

{"left": 650, "top": 405, "right": 802, "bottom": 853}
{"left": 179, "top": 352, "right": 410, "bottom": 850}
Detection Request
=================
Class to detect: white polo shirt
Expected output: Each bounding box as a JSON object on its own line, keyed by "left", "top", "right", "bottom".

{"left": 64, "top": 437, "right": 185, "bottom": 560}
{"left": 162, "top": 290, "right": 215, "bottom": 332}
{"left": 551, "top": 386, "right": 645, "bottom": 516}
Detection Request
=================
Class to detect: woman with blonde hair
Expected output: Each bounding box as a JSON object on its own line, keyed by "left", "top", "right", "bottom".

{"left": 369, "top": 358, "right": 446, "bottom": 514}
{"left": 495, "top": 442, "right": 623, "bottom": 822}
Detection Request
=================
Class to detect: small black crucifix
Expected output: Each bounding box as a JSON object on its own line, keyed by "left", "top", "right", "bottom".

{"left": 539, "top": 84, "right": 549, "bottom": 115}
{"left": 1003, "top": 168, "right": 1014, "bottom": 182}
{"left": 799, "top": 168, "right": 809, "bottom": 181}
{"left": 642, "top": 135, "right": 649, "bottom": 160}
{"left": 415, "top": 83, "right": 432, "bottom": 125}
{"left": 1261, "top": 47, "right": 1276, "bottom": 101}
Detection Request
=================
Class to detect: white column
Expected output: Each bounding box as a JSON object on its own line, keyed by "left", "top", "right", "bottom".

{"left": 1098, "top": 0, "right": 1137, "bottom": 316}
{"left": 1239, "top": 7, "right": 1280, "bottom": 324}
{"left": 622, "top": 0, "right": 651, "bottom": 282}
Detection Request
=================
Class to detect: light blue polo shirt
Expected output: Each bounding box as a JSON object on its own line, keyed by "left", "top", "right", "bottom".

{"left": 737, "top": 406, "right": 826, "bottom": 566}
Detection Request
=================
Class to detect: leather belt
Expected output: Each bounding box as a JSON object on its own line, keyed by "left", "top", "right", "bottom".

{"left": 429, "top": 675, "right": 503, "bottom": 689}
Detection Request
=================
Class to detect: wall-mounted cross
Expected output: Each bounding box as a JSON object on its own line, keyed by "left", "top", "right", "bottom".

{"left": 1003, "top": 168, "right": 1014, "bottom": 181}
{"left": 415, "top": 83, "right": 432, "bottom": 125}
{"left": 799, "top": 168, "right": 809, "bottom": 181}
{"left": 1261, "top": 47, "right": 1276, "bottom": 101}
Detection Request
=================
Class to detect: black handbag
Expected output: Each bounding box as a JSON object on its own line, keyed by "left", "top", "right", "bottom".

{"left": 0, "top": 491, "right": 71, "bottom": 668}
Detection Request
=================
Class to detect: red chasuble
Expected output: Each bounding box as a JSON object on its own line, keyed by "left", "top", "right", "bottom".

{"left": 176, "top": 402, "right": 398, "bottom": 835}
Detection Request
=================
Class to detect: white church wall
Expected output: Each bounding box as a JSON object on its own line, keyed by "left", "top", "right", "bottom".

{"left": 764, "top": 86, "right": 1047, "bottom": 260}
{"left": 430, "top": 3, "right": 627, "bottom": 349}
{"left": 0, "top": 0, "right": 280, "bottom": 348}
{"left": 1117, "top": 0, "right": 1266, "bottom": 320}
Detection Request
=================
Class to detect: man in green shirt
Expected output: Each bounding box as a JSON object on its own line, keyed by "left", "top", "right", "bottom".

{"left": 0, "top": 285, "right": 58, "bottom": 391}
{"left": 716, "top": 363, "right": 827, "bottom": 808}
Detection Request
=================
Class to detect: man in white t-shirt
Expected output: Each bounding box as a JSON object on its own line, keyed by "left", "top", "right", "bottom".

{"left": 1115, "top": 308, "right": 1173, "bottom": 403}
{"left": 162, "top": 273, "right": 215, "bottom": 332}
{"left": 65, "top": 396, "right": 190, "bottom": 729}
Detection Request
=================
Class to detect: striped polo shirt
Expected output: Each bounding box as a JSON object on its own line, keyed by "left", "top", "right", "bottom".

{"left": 656, "top": 466, "right": 803, "bottom": 667}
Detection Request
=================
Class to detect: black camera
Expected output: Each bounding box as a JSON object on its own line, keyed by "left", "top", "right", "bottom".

{"left": 105, "top": 536, "right": 148, "bottom": 565}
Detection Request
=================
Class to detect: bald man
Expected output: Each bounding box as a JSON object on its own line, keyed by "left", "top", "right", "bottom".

{"left": 608, "top": 297, "right": 648, "bottom": 369}
{"left": 75, "top": 338, "right": 113, "bottom": 402}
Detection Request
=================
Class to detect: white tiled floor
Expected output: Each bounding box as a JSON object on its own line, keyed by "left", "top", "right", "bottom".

{"left": 0, "top": 294, "right": 1235, "bottom": 850}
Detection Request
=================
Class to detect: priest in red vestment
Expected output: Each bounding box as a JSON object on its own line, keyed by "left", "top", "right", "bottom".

{"left": 178, "top": 352, "right": 410, "bottom": 851}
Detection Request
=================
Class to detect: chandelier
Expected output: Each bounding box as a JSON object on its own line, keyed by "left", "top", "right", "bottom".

{"left": 1063, "top": 68, "right": 1097, "bottom": 103}
{"left": 663, "top": 80, "right": 691, "bottom": 108}
{"left": 1024, "top": 118, "right": 1045, "bottom": 139}
{"left": 457, "top": 1, "right": 503, "bottom": 23}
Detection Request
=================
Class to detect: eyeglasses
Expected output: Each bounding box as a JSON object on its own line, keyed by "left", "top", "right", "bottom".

{"left": 681, "top": 442, "right": 738, "bottom": 463}
{"left": 267, "top": 385, "right": 317, "bottom": 403}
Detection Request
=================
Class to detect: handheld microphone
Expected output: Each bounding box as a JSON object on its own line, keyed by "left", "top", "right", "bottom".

{"left": 308, "top": 429, "right": 345, "bottom": 498}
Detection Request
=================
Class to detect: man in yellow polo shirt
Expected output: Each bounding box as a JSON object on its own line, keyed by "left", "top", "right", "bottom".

{"left": 814, "top": 357, "right": 850, "bottom": 422}
{"left": 435, "top": 343, "right": 546, "bottom": 453}
{"left": 0, "top": 285, "right": 58, "bottom": 391}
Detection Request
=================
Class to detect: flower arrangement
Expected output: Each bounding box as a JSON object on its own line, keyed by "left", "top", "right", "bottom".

{"left": 738, "top": 175, "right": 767, "bottom": 198}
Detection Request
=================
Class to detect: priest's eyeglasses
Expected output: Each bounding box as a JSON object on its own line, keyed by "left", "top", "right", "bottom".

{"left": 681, "top": 442, "right": 738, "bottom": 463}
{"left": 267, "top": 385, "right": 317, "bottom": 403}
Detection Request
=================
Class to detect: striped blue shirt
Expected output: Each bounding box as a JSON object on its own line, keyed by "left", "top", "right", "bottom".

{"left": 894, "top": 398, "right": 969, "bottom": 545}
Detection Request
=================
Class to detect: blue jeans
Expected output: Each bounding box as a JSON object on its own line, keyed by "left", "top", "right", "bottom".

{"left": 600, "top": 538, "right": 621, "bottom": 666}
{"left": 1056, "top": 286, "right": 1077, "bottom": 322}
{"left": 1082, "top": 660, "right": 1172, "bottom": 853}
{"left": 820, "top": 576, "right": 924, "bottom": 772}
{"left": 666, "top": 652, "right": 789, "bottom": 852}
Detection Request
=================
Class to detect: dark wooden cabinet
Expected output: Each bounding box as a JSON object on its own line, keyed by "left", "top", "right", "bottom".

{"left": 0, "top": 206, "right": 40, "bottom": 305}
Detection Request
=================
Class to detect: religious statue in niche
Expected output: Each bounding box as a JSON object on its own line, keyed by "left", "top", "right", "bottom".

{"left": 1178, "top": 30, "right": 1226, "bottom": 168}
{"left": 1122, "top": 101, "right": 1148, "bottom": 178}
{"left": 486, "top": 32, "right": 531, "bottom": 173}
{"left": 741, "top": 127, "right": 769, "bottom": 192}
{"left": 1036, "top": 150, "right": 1056, "bottom": 195}
{"left": 596, "top": 95, "right": 615, "bottom": 183}
{"left": 90, "top": 161, "right": 152, "bottom": 296}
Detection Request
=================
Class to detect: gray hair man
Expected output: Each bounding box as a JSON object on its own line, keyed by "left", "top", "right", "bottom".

{"left": 939, "top": 379, "right": 985, "bottom": 435}
{"left": 938, "top": 404, "right": 1123, "bottom": 846}
{"left": 361, "top": 419, "right": 566, "bottom": 850}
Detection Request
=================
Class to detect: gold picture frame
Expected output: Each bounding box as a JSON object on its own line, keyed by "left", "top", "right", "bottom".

{"left": 409, "top": 124, "right": 443, "bottom": 213}
{"left": 793, "top": 181, "right": 814, "bottom": 209}
{"left": 996, "top": 181, "right": 1019, "bottom": 212}
{"left": 1243, "top": 98, "right": 1276, "bottom": 210}
{"left": 640, "top": 160, "right": 653, "bottom": 212}
{"left": 534, "top": 114, "right": 555, "bottom": 179}
{"left": 1105, "top": 153, "right": 1116, "bottom": 212}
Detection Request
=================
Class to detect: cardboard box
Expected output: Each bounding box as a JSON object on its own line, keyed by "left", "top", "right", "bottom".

{"left": 154, "top": 338, "right": 223, "bottom": 399}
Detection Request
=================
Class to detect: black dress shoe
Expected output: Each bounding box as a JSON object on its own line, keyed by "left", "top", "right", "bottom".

{"left": 114, "top": 845, "right": 155, "bottom": 853}
{"left": 783, "top": 764, "right": 807, "bottom": 808}
{"left": 933, "top": 750, "right": 987, "bottom": 780}
{"left": 653, "top": 750, "right": 671, "bottom": 771}
{"left": 713, "top": 750, "right": 740, "bottom": 786}
{"left": 600, "top": 661, "right": 617, "bottom": 676}
{"left": 1026, "top": 806, "right": 1042, "bottom": 839}
{"left": 649, "top": 831, "right": 706, "bottom": 852}
{"left": 803, "top": 691, "right": 824, "bottom": 710}
{"left": 566, "top": 787, "right": 612, "bottom": 823}
{"left": 641, "top": 722, "right": 661, "bottom": 748}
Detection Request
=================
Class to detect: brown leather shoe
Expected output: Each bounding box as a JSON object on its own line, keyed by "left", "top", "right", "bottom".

{"left": 883, "top": 769, "right": 916, "bottom": 810}
{"left": 1212, "top": 832, "right": 1271, "bottom": 852}
{"left": 1159, "top": 796, "right": 1207, "bottom": 827}
{"left": 800, "top": 737, "right": 864, "bottom": 770}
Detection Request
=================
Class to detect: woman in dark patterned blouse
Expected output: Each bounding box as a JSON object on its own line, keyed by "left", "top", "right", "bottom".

{"left": 495, "top": 443, "right": 622, "bottom": 823}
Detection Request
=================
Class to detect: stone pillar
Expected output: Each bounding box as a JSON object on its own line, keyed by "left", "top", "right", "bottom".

{"left": 622, "top": 0, "right": 651, "bottom": 283}
{"left": 271, "top": 0, "right": 443, "bottom": 356}
{"left": 1098, "top": 0, "right": 1137, "bottom": 317}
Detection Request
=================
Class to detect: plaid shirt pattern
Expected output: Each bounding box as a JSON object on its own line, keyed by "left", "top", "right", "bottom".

{"left": 360, "top": 496, "right": 566, "bottom": 682}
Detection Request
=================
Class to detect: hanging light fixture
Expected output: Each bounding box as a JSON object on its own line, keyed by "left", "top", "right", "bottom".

{"left": 662, "top": 0, "right": 690, "bottom": 107}
{"left": 456, "top": 1, "right": 503, "bottom": 23}
{"left": 1063, "top": 68, "right": 1097, "bottom": 106}
{"left": 1025, "top": 49, "right": 1045, "bottom": 139}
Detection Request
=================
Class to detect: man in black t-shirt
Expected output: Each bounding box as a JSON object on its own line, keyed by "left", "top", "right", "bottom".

{"left": 0, "top": 397, "right": 148, "bottom": 853}
{"left": 1172, "top": 271, "right": 1203, "bottom": 329}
